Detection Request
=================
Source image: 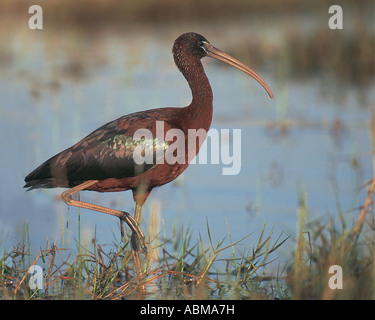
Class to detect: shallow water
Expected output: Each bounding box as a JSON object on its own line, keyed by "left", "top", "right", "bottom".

{"left": 0, "top": 23, "right": 373, "bottom": 268}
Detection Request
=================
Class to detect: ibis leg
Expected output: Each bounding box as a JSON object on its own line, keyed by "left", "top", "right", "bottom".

{"left": 131, "top": 203, "right": 144, "bottom": 278}
{"left": 61, "top": 180, "right": 146, "bottom": 251}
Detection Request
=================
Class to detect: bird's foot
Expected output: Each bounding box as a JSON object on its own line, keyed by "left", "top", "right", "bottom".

{"left": 119, "top": 213, "right": 147, "bottom": 253}
{"left": 130, "top": 232, "right": 148, "bottom": 254}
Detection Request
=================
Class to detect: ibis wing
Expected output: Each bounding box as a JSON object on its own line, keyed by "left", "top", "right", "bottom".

{"left": 24, "top": 113, "right": 169, "bottom": 189}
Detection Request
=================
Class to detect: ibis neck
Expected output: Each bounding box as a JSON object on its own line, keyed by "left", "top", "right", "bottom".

{"left": 182, "top": 59, "right": 213, "bottom": 131}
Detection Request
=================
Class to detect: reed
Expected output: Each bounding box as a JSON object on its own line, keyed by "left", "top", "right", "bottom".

{"left": 1, "top": 180, "right": 373, "bottom": 300}
{"left": 0, "top": 212, "right": 287, "bottom": 299}
{"left": 285, "top": 186, "right": 374, "bottom": 299}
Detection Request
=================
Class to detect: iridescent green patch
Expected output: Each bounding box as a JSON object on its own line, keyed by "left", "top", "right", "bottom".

{"left": 105, "top": 134, "right": 169, "bottom": 162}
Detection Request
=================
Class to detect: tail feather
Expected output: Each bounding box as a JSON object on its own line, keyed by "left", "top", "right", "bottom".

{"left": 24, "top": 151, "right": 72, "bottom": 190}
{"left": 24, "top": 178, "right": 64, "bottom": 190}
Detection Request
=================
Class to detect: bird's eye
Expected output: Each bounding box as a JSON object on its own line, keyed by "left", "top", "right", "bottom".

{"left": 198, "top": 41, "right": 205, "bottom": 47}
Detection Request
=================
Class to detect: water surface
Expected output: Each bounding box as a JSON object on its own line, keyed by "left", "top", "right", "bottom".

{"left": 0, "top": 24, "right": 373, "bottom": 267}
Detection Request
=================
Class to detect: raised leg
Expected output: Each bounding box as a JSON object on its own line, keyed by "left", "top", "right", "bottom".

{"left": 61, "top": 180, "right": 146, "bottom": 252}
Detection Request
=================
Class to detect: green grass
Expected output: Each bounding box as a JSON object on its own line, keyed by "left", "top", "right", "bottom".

{"left": 0, "top": 216, "right": 287, "bottom": 300}
{"left": 285, "top": 184, "right": 375, "bottom": 299}
{"left": 1, "top": 183, "right": 374, "bottom": 300}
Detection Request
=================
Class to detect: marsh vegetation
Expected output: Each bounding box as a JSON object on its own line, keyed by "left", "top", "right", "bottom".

{"left": 0, "top": 0, "right": 373, "bottom": 300}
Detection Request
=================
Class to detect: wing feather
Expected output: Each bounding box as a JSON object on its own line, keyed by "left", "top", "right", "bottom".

{"left": 24, "top": 110, "right": 172, "bottom": 189}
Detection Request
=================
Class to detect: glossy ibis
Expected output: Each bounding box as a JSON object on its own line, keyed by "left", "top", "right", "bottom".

{"left": 24, "top": 32, "right": 273, "bottom": 275}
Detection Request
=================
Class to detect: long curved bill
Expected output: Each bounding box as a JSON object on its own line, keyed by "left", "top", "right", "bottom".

{"left": 203, "top": 42, "right": 273, "bottom": 99}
